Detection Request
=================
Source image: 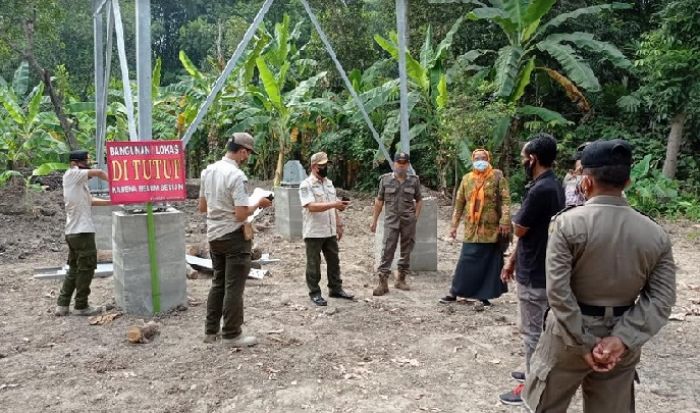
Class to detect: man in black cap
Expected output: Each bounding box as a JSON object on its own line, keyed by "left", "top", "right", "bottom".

{"left": 199, "top": 132, "right": 273, "bottom": 347}
{"left": 55, "top": 150, "right": 110, "bottom": 316}
{"left": 522, "top": 139, "right": 676, "bottom": 412}
{"left": 369, "top": 151, "right": 422, "bottom": 296}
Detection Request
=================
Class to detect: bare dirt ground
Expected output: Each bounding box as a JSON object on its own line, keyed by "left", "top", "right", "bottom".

{"left": 1, "top": 183, "right": 699, "bottom": 413}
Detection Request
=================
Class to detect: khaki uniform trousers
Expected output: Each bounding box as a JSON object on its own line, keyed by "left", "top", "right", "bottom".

{"left": 58, "top": 233, "right": 97, "bottom": 309}
{"left": 205, "top": 228, "right": 252, "bottom": 339}
{"left": 523, "top": 313, "right": 641, "bottom": 413}
{"left": 377, "top": 217, "right": 417, "bottom": 274}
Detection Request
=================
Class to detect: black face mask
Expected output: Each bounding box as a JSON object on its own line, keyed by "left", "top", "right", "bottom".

{"left": 522, "top": 160, "right": 533, "bottom": 181}
{"left": 317, "top": 166, "right": 328, "bottom": 178}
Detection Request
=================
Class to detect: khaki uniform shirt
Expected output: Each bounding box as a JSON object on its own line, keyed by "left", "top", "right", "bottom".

{"left": 63, "top": 168, "right": 95, "bottom": 234}
{"left": 299, "top": 175, "right": 338, "bottom": 239}
{"left": 546, "top": 195, "right": 676, "bottom": 353}
{"left": 377, "top": 173, "right": 422, "bottom": 229}
{"left": 200, "top": 157, "right": 250, "bottom": 242}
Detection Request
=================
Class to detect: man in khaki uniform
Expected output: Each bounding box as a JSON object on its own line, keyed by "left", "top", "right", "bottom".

{"left": 523, "top": 139, "right": 676, "bottom": 412}
{"left": 370, "top": 152, "right": 422, "bottom": 295}
{"left": 55, "top": 150, "right": 110, "bottom": 316}
{"left": 199, "top": 133, "right": 273, "bottom": 347}
{"left": 299, "top": 152, "right": 354, "bottom": 306}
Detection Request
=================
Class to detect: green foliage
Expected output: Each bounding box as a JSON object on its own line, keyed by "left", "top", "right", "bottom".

{"left": 465, "top": 0, "right": 631, "bottom": 101}
{"left": 0, "top": 170, "right": 23, "bottom": 186}
{"left": 619, "top": 0, "right": 700, "bottom": 119}
{"left": 461, "top": 0, "right": 632, "bottom": 164}
{"left": 373, "top": 17, "right": 465, "bottom": 188}
{"left": 626, "top": 154, "right": 700, "bottom": 220}
{"left": 0, "top": 0, "right": 698, "bottom": 222}
{"left": 440, "top": 78, "right": 515, "bottom": 187}
{"left": 32, "top": 162, "right": 68, "bottom": 176}
{"left": 0, "top": 62, "right": 68, "bottom": 181}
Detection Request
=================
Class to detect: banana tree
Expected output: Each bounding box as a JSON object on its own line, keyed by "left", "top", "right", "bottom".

{"left": 230, "top": 15, "right": 328, "bottom": 186}
{"left": 459, "top": 0, "right": 632, "bottom": 146}
{"left": 0, "top": 63, "right": 68, "bottom": 184}
{"left": 374, "top": 17, "right": 463, "bottom": 187}
{"left": 374, "top": 17, "right": 461, "bottom": 112}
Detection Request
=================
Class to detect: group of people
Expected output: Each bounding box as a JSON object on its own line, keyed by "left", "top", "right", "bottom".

{"left": 55, "top": 131, "right": 676, "bottom": 412}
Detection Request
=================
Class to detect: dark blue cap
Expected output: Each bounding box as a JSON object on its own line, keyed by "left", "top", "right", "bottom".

{"left": 581, "top": 139, "right": 633, "bottom": 168}
{"left": 394, "top": 152, "right": 410, "bottom": 162}
{"left": 69, "top": 150, "right": 89, "bottom": 161}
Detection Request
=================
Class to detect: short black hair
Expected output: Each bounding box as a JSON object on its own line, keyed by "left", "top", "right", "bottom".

{"left": 524, "top": 133, "right": 558, "bottom": 167}
{"left": 584, "top": 165, "right": 630, "bottom": 189}
{"left": 226, "top": 140, "right": 244, "bottom": 153}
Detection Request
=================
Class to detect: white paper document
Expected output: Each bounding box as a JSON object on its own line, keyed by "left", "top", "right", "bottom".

{"left": 247, "top": 188, "right": 274, "bottom": 223}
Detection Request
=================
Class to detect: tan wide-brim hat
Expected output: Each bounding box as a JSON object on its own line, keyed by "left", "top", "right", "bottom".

{"left": 310, "top": 151, "right": 329, "bottom": 165}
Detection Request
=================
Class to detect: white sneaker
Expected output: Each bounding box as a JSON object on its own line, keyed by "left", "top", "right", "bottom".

{"left": 55, "top": 305, "right": 69, "bottom": 316}
{"left": 73, "top": 306, "right": 103, "bottom": 316}
{"left": 222, "top": 335, "right": 258, "bottom": 348}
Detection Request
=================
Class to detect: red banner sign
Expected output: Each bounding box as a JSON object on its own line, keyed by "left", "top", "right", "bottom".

{"left": 106, "top": 140, "right": 186, "bottom": 204}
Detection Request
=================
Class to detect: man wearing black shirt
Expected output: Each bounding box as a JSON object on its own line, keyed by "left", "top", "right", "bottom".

{"left": 499, "top": 133, "right": 565, "bottom": 406}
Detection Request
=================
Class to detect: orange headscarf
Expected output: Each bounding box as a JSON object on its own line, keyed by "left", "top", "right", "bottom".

{"left": 467, "top": 149, "right": 494, "bottom": 224}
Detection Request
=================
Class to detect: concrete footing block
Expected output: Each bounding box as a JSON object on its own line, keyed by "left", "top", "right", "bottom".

{"left": 112, "top": 208, "right": 187, "bottom": 315}
{"left": 274, "top": 186, "right": 303, "bottom": 240}
{"left": 92, "top": 205, "right": 122, "bottom": 250}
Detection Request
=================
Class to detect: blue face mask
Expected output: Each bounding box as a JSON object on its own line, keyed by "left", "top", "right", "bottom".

{"left": 473, "top": 160, "right": 490, "bottom": 172}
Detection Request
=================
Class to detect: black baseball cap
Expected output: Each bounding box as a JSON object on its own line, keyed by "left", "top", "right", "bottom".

{"left": 69, "top": 150, "right": 89, "bottom": 162}
{"left": 572, "top": 142, "right": 591, "bottom": 161}
{"left": 581, "top": 139, "right": 633, "bottom": 168}
{"left": 394, "top": 152, "right": 410, "bottom": 162}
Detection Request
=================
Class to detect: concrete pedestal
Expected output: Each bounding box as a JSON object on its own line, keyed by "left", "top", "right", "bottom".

{"left": 374, "top": 197, "right": 438, "bottom": 272}
{"left": 112, "top": 208, "right": 187, "bottom": 315}
{"left": 275, "top": 186, "right": 303, "bottom": 240}
{"left": 91, "top": 205, "right": 122, "bottom": 250}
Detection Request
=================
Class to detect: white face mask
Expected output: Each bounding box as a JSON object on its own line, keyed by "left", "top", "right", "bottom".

{"left": 473, "top": 160, "right": 490, "bottom": 172}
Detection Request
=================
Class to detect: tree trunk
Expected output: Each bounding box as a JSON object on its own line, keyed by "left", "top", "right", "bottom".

{"left": 207, "top": 125, "right": 219, "bottom": 155}
{"left": 21, "top": 17, "right": 79, "bottom": 150}
{"left": 273, "top": 139, "right": 285, "bottom": 188}
{"left": 40, "top": 68, "right": 79, "bottom": 150}
{"left": 499, "top": 117, "right": 521, "bottom": 176}
{"left": 662, "top": 112, "right": 686, "bottom": 179}
{"left": 272, "top": 123, "right": 287, "bottom": 187}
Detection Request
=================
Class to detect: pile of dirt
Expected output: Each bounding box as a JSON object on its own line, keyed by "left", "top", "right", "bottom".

{"left": 0, "top": 184, "right": 67, "bottom": 264}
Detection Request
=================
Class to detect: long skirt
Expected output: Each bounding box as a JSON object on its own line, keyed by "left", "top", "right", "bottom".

{"left": 449, "top": 242, "right": 507, "bottom": 300}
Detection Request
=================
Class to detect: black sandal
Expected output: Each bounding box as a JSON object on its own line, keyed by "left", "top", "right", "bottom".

{"left": 439, "top": 295, "right": 457, "bottom": 304}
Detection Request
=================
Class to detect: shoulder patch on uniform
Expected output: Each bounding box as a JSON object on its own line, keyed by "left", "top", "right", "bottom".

{"left": 631, "top": 207, "right": 659, "bottom": 225}
{"left": 551, "top": 204, "right": 578, "bottom": 221}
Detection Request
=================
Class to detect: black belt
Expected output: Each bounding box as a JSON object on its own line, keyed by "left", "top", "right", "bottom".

{"left": 578, "top": 303, "right": 632, "bottom": 317}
